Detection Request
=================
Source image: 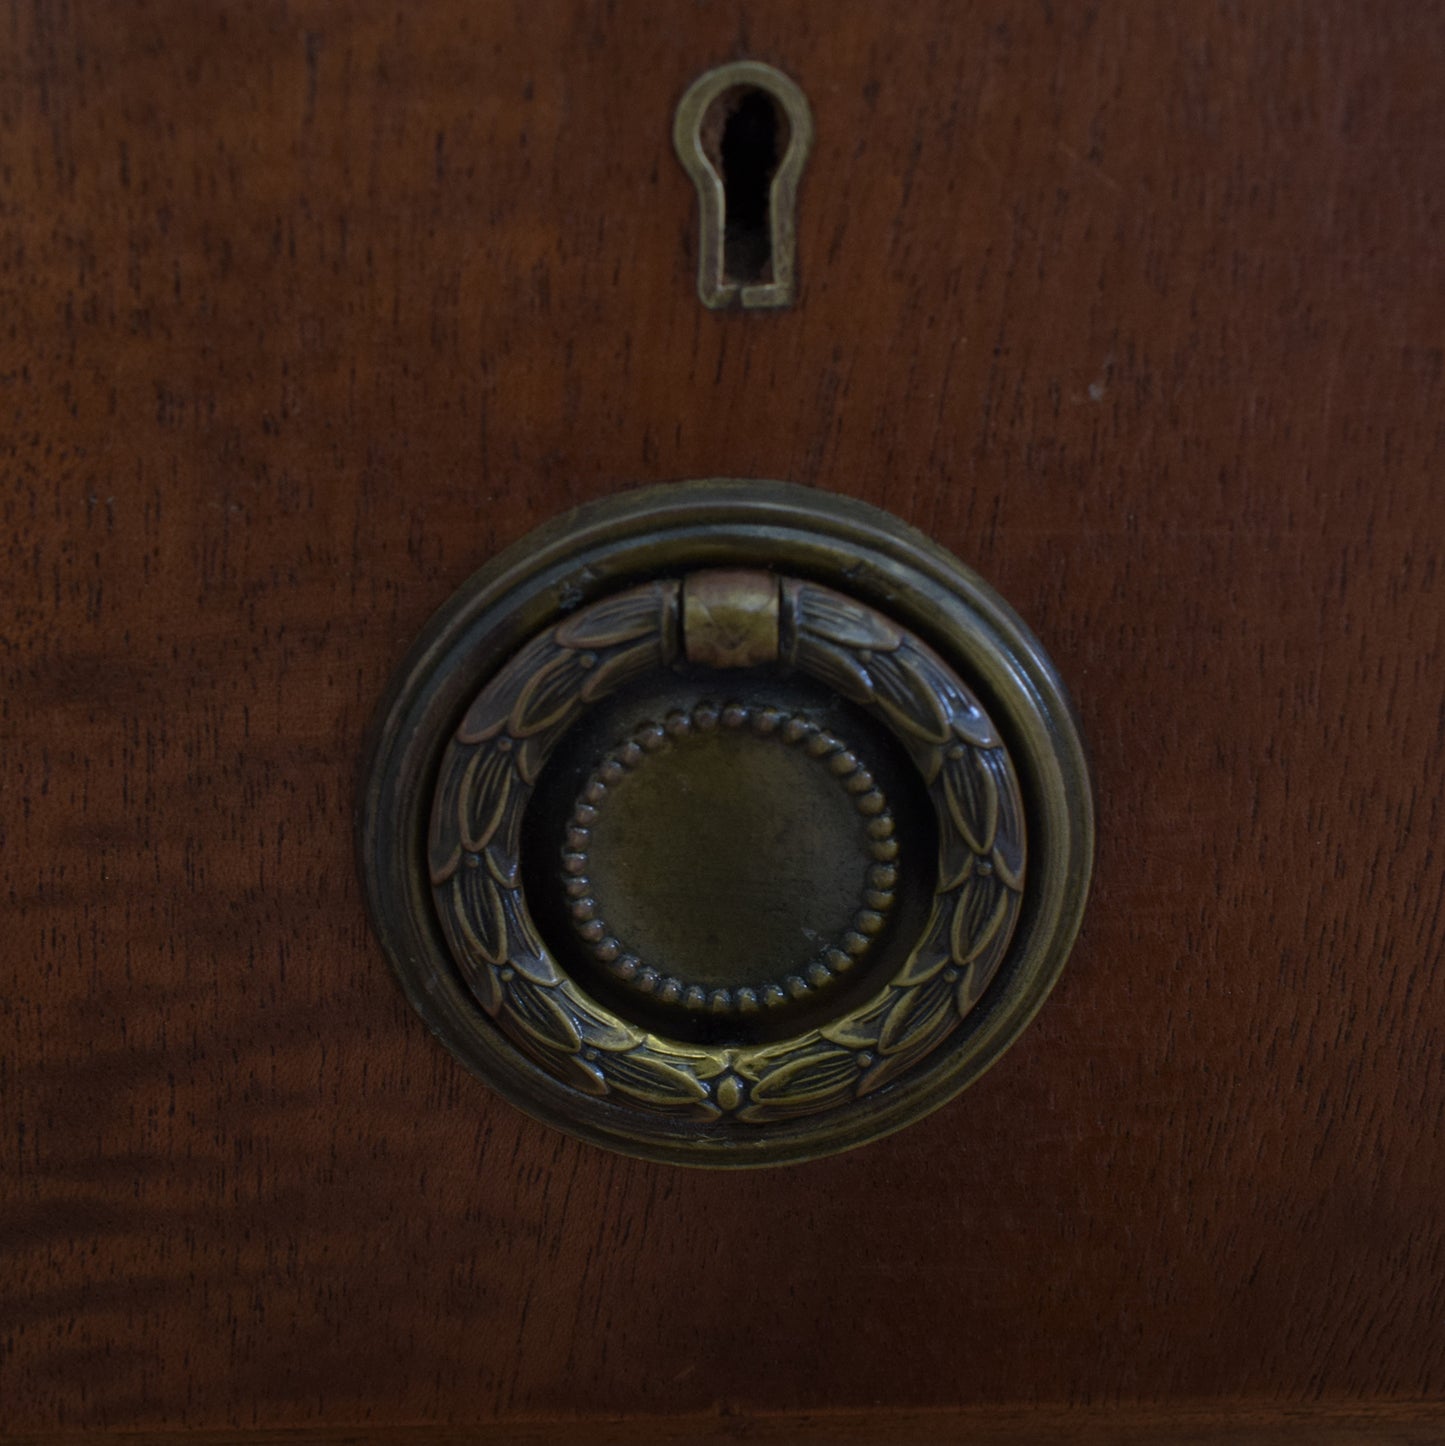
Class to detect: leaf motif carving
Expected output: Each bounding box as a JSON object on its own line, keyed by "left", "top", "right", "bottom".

{"left": 604, "top": 1051, "right": 713, "bottom": 1109}
{"left": 794, "top": 583, "right": 905, "bottom": 650}
{"left": 578, "top": 638, "right": 664, "bottom": 703}
{"left": 794, "top": 636, "right": 876, "bottom": 704}
{"left": 455, "top": 631, "right": 554, "bottom": 745}
{"left": 991, "top": 844, "right": 1024, "bottom": 893}
{"left": 429, "top": 739, "right": 513, "bottom": 883}
{"left": 554, "top": 583, "right": 674, "bottom": 649}
{"left": 989, "top": 751, "right": 1027, "bottom": 884}
{"left": 650, "top": 1043, "right": 738, "bottom": 1082}
{"left": 949, "top": 696, "right": 999, "bottom": 749}
{"left": 866, "top": 983, "right": 956, "bottom": 1075}
{"left": 856, "top": 1018, "right": 951, "bottom": 1097}
{"left": 871, "top": 650, "right": 953, "bottom": 746}
{"left": 937, "top": 849, "right": 975, "bottom": 893}
{"left": 498, "top": 893, "right": 560, "bottom": 986}
{"left": 950, "top": 880, "right": 1012, "bottom": 966}
{"left": 876, "top": 985, "right": 924, "bottom": 1055}
{"left": 739, "top": 1046, "right": 859, "bottom": 1119}
{"left": 556, "top": 1052, "right": 610, "bottom": 1097}
{"left": 888, "top": 917, "right": 954, "bottom": 989}
{"left": 943, "top": 748, "right": 999, "bottom": 855}
{"left": 570, "top": 1007, "right": 646, "bottom": 1054}
{"left": 485, "top": 848, "right": 520, "bottom": 890}
{"left": 504, "top": 981, "right": 584, "bottom": 1056}
{"left": 954, "top": 963, "right": 986, "bottom": 1014}
{"left": 818, "top": 1007, "right": 890, "bottom": 1050}
{"left": 946, "top": 877, "right": 987, "bottom": 968}
{"left": 426, "top": 794, "right": 463, "bottom": 885}
{"left": 451, "top": 868, "right": 507, "bottom": 966}
{"left": 855, "top": 1050, "right": 913, "bottom": 1097}
{"left": 457, "top": 744, "right": 516, "bottom": 856}
{"left": 461, "top": 958, "right": 504, "bottom": 1016}
{"left": 507, "top": 647, "right": 584, "bottom": 739}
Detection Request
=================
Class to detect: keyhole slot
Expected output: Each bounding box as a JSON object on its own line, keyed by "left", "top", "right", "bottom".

{"left": 674, "top": 62, "right": 813, "bottom": 310}
{"left": 706, "top": 87, "right": 788, "bottom": 286}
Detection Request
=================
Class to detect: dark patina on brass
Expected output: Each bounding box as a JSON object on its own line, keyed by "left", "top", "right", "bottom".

{"left": 673, "top": 62, "right": 813, "bottom": 310}
{"left": 359, "top": 482, "right": 1093, "bottom": 1167}
{"left": 564, "top": 701, "right": 899, "bottom": 1018}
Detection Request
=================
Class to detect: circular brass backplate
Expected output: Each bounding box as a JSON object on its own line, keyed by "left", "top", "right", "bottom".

{"left": 358, "top": 481, "right": 1092, "bottom": 1167}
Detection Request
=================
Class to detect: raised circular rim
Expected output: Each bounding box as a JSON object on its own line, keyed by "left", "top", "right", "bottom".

{"left": 357, "top": 479, "right": 1094, "bottom": 1168}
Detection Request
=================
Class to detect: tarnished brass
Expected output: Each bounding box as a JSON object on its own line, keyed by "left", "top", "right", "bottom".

{"left": 427, "top": 572, "right": 1023, "bottom": 1126}
{"left": 673, "top": 62, "right": 813, "bottom": 310}
{"left": 359, "top": 481, "right": 1093, "bottom": 1167}
{"left": 566, "top": 701, "right": 897, "bottom": 1017}
{"left": 682, "top": 569, "right": 780, "bottom": 667}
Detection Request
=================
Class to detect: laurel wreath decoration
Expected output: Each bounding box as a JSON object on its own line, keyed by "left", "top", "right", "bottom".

{"left": 428, "top": 576, "right": 1025, "bottom": 1125}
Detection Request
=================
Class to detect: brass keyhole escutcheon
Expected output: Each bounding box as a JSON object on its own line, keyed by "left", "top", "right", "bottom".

{"left": 359, "top": 483, "right": 1093, "bottom": 1167}
{"left": 673, "top": 62, "right": 813, "bottom": 309}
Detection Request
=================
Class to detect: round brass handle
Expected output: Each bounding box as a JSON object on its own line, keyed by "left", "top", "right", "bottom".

{"left": 359, "top": 481, "right": 1092, "bottom": 1166}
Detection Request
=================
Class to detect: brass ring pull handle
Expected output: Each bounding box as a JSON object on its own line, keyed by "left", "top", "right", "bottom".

{"left": 360, "top": 482, "right": 1092, "bottom": 1166}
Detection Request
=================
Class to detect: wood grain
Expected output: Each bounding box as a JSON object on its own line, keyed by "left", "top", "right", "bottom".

{"left": 2, "top": 0, "right": 1443, "bottom": 1436}
{"left": 6, "top": 1401, "right": 1445, "bottom": 1446}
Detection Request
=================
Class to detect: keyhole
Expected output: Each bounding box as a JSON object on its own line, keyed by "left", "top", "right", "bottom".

{"left": 718, "top": 89, "right": 783, "bottom": 285}
{"left": 674, "top": 61, "right": 813, "bottom": 310}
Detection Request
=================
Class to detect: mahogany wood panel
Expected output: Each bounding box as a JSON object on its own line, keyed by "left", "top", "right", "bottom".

{"left": 8, "top": 1403, "right": 1445, "bottom": 1446}
{"left": 2, "top": 0, "right": 1443, "bottom": 1437}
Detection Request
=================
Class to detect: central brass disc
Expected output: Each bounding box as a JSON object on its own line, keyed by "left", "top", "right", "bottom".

{"left": 560, "top": 703, "right": 898, "bottom": 1016}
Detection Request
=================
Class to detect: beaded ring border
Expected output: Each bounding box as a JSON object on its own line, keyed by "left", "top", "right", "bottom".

{"left": 562, "top": 702, "right": 899, "bottom": 1016}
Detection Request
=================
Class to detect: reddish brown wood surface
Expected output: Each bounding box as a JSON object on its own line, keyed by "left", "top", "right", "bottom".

{"left": 3, "top": 0, "right": 1443, "bottom": 1437}
{"left": 8, "top": 1402, "right": 1445, "bottom": 1446}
